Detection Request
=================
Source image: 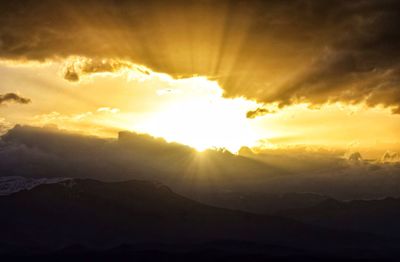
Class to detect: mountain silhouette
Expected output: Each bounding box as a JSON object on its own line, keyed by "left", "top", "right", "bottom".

{"left": 279, "top": 197, "right": 400, "bottom": 238}
{"left": 1, "top": 179, "right": 397, "bottom": 260}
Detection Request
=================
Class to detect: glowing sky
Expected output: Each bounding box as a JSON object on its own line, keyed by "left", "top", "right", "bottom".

{"left": 1, "top": 58, "right": 400, "bottom": 153}
{"left": 1, "top": 1, "right": 400, "bottom": 153}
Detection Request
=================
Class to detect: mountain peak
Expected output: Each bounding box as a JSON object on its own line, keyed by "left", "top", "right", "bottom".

{"left": 0, "top": 176, "right": 70, "bottom": 196}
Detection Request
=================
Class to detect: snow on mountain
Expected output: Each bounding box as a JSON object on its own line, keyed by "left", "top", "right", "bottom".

{"left": 0, "top": 176, "right": 70, "bottom": 196}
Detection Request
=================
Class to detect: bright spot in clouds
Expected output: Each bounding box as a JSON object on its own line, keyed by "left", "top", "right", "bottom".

{"left": 20, "top": 58, "right": 265, "bottom": 152}
{"left": 133, "top": 77, "right": 261, "bottom": 152}
{"left": 2, "top": 57, "right": 400, "bottom": 154}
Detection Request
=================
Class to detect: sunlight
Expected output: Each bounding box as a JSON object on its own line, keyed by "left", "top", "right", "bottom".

{"left": 24, "top": 58, "right": 265, "bottom": 152}
{"left": 6, "top": 56, "right": 400, "bottom": 155}
{"left": 133, "top": 76, "right": 261, "bottom": 152}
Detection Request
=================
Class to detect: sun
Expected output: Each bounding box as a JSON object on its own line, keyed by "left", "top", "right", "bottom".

{"left": 132, "top": 76, "right": 261, "bottom": 152}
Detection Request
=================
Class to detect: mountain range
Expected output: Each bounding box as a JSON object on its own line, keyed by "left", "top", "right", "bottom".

{"left": 279, "top": 197, "right": 400, "bottom": 238}
{"left": 1, "top": 178, "right": 399, "bottom": 261}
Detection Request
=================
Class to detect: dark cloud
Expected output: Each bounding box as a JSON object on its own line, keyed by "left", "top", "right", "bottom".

{"left": 0, "top": 93, "right": 31, "bottom": 105}
{"left": 246, "top": 107, "right": 275, "bottom": 119}
{"left": 63, "top": 68, "right": 80, "bottom": 82}
{"left": 0, "top": 125, "right": 288, "bottom": 198}
{"left": 381, "top": 151, "right": 399, "bottom": 163}
{"left": 2, "top": 125, "right": 400, "bottom": 202}
{"left": 1, "top": 1, "right": 400, "bottom": 111}
{"left": 348, "top": 152, "right": 363, "bottom": 162}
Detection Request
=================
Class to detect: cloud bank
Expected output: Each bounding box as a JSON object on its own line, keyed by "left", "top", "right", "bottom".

{"left": 1, "top": 125, "right": 400, "bottom": 202}
{"left": 1, "top": 1, "right": 400, "bottom": 111}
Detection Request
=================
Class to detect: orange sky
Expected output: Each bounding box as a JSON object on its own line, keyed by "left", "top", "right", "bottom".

{"left": 1, "top": 58, "right": 400, "bottom": 156}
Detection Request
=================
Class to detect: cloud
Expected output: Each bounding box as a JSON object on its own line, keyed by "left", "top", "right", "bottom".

{"left": 0, "top": 93, "right": 31, "bottom": 105}
{"left": 32, "top": 109, "right": 122, "bottom": 137}
{"left": 246, "top": 107, "right": 275, "bottom": 119}
{"left": 348, "top": 152, "right": 363, "bottom": 162}
{"left": 96, "top": 107, "right": 120, "bottom": 114}
{"left": 62, "top": 57, "right": 135, "bottom": 82}
{"left": 63, "top": 68, "right": 80, "bottom": 82}
{"left": 2, "top": 125, "right": 400, "bottom": 201}
{"left": 381, "top": 151, "right": 399, "bottom": 163}
{"left": 0, "top": 118, "right": 12, "bottom": 135}
{"left": 2, "top": 1, "right": 400, "bottom": 111}
{"left": 0, "top": 125, "right": 285, "bottom": 196}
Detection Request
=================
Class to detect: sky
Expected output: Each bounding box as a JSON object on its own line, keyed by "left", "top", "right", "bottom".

{"left": 1, "top": 0, "right": 400, "bottom": 155}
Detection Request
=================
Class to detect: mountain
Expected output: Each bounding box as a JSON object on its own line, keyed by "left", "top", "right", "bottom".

{"left": 0, "top": 176, "right": 69, "bottom": 196}
{"left": 0, "top": 175, "right": 329, "bottom": 214}
{"left": 200, "top": 192, "right": 332, "bottom": 214}
{"left": 278, "top": 197, "right": 400, "bottom": 238}
{"left": 0, "top": 179, "right": 397, "bottom": 260}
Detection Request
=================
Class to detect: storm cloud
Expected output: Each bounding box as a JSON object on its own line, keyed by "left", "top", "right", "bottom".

{"left": 1, "top": 1, "right": 400, "bottom": 111}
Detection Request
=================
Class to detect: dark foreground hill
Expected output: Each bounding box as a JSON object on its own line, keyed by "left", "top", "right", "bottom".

{"left": 1, "top": 179, "right": 400, "bottom": 261}
{"left": 279, "top": 197, "right": 400, "bottom": 239}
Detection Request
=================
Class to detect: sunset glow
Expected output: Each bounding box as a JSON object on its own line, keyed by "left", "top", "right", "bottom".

{"left": 1, "top": 57, "right": 399, "bottom": 155}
